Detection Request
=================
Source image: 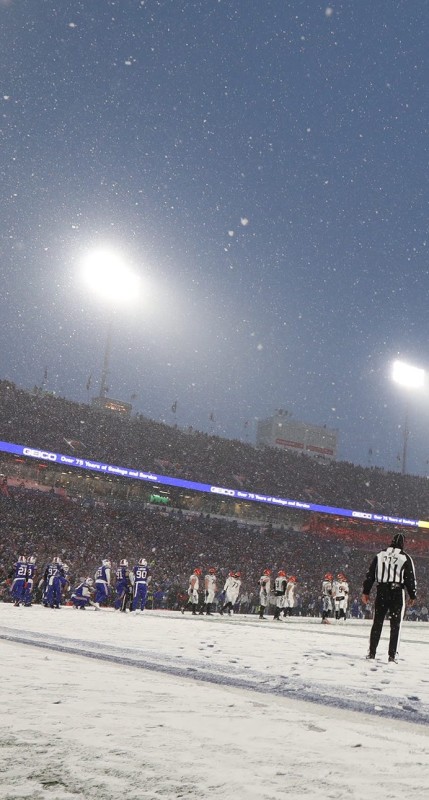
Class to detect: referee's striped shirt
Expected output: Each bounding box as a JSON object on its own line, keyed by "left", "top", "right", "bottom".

{"left": 376, "top": 549, "right": 408, "bottom": 583}
{"left": 363, "top": 546, "right": 417, "bottom": 598}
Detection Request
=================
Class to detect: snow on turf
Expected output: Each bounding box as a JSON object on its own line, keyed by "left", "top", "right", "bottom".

{"left": 1, "top": 605, "right": 428, "bottom": 799}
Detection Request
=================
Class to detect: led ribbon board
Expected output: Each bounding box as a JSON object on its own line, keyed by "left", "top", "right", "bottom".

{"left": 0, "top": 439, "right": 423, "bottom": 528}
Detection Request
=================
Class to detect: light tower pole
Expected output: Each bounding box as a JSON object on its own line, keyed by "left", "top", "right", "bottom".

{"left": 99, "top": 313, "right": 114, "bottom": 399}
{"left": 80, "top": 247, "right": 140, "bottom": 400}
{"left": 391, "top": 360, "right": 425, "bottom": 475}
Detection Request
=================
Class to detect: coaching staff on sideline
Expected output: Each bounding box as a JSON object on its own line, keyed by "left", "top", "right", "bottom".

{"left": 362, "top": 532, "right": 416, "bottom": 663}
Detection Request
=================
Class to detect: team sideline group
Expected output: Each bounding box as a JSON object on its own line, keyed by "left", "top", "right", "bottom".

{"left": 8, "top": 554, "right": 349, "bottom": 622}
{"left": 6, "top": 532, "right": 418, "bottom": 662}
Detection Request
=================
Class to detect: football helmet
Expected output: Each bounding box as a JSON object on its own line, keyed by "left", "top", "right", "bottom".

{"left": 85, "top": 577, "right": 94, "bottom": 586}
{"left": 18, "top": 555, "right": 27, "bottom": 562}
{"left": 62, "top": 564, "right": 69, "bottom": 572}
{"left": 194, "top": 568, "right": 202, "bottom": 576}
{"left": 229, "top": 571, "right": 235, "bottom": 577}
{"left": 288, "top": 575, "right": 297, "bottom": 582}
{"left": 208, "top": 567, "right": 216, "bottom": 574}
{"left": 235, "top": 571, "right": 241, "bottom": 578}
{"left": 138, "top": 558, "right": 147, "bottom": 566}
{"left": 102, "top": 559, "right": 111, "bottom": 567}
{"left": 53, "top": 556, "right": 62, "bottom": 564}
{"left": 263, "top": 569, "right": 271, "bottom": 576}
{"left": 324, "top": 573, "right": 333, "bottom": 580}
{"left": 28, "top": 555, "right": 36, "bottom": 564}
{"left": 277, "top": 570, "right": 286, "bottom": 577}
{"left": 120, "top": 559, "right": 128, "bottom": 567}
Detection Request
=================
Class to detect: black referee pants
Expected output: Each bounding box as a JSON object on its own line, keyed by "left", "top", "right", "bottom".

{"left": 369, "top": 584, "right": 405, "bottom": 659}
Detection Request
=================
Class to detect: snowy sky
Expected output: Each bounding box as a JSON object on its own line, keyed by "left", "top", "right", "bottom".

{"left": 1, "top": 1, "right": 429, "bottom": 474}
{"left": 1, "top": 605, "right": 429, "bottom": 799}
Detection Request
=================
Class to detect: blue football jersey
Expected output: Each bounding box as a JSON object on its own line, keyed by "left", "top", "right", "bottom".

{"left": 133, "top": 565, "right": 149, "bottom": 582}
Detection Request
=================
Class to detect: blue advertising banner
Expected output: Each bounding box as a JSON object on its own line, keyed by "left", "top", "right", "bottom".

{"left": 0, "top": 439, "right": 422, "bottom": 528}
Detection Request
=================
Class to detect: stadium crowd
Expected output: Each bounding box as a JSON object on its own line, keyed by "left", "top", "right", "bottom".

{"left": 1, "top": 379, "right": 429, "bottom": 520}
{"left": 0, "top": 379, "right": 429, "bottom": 617}
{"left": 1, "top": 486, "right": 428, "bottom": 617}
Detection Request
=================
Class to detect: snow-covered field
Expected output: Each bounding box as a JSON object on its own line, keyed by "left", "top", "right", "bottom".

{"left": 1, "top": 605, "right": 428, "bottom": 800}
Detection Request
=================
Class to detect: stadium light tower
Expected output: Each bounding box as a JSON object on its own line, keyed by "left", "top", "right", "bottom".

{"left": 80, "top": 248, "right": 140, "bottom": 399}
{"left": 391, "top": 359, "right": 425, "bottom": 475}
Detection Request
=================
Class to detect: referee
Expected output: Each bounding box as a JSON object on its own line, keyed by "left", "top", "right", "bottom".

{"left": 362, "top": 532, "right": 416, "bottom": 663}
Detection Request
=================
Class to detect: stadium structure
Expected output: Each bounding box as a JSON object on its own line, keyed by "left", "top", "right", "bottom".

{"left": 1, "top": 378, "right": 429, "bottom": 616}
{"left": 256, "top": 409, "right": 338, "bottom": 462}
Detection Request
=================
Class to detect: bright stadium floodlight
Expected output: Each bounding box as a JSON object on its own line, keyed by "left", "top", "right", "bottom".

{"left": 80, "top": 248, "right": 140, "bottom": 306}
{"left": 391, "top": 360, "right": 425, "bottom": 391}
{"left": 80, "top": 247, "right": 140, "bottom": 399}
{"left": 391, "top": 360, "right": 425, "bottom": 475}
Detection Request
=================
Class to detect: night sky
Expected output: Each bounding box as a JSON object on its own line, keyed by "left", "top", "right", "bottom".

{"left": 1, "top": 0, "right": 428, "bottom": 475}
